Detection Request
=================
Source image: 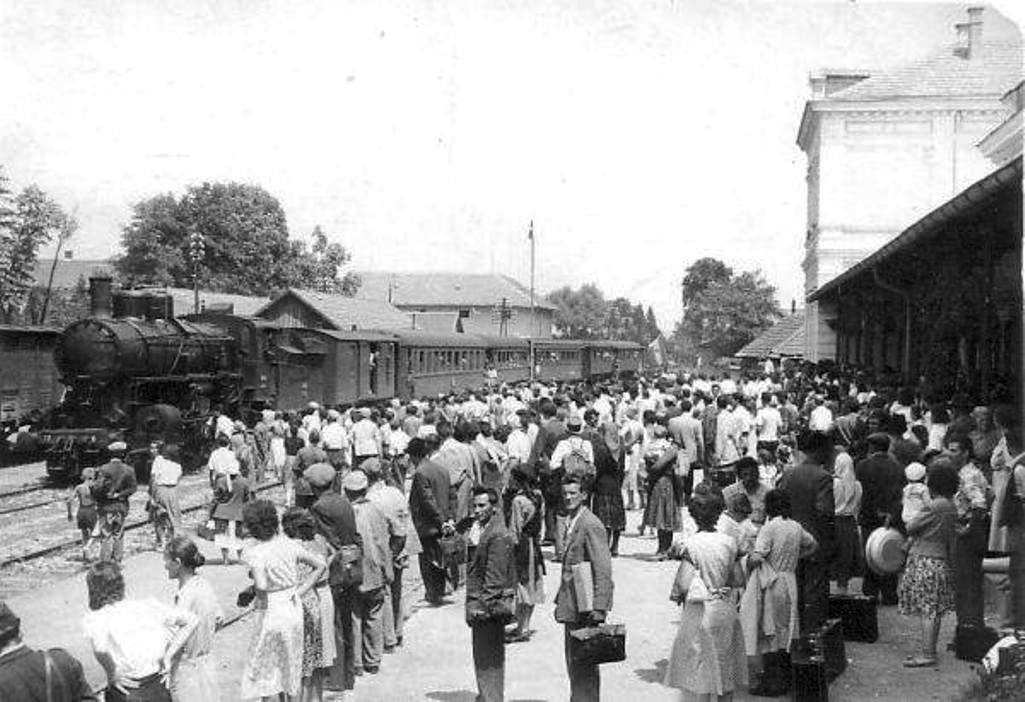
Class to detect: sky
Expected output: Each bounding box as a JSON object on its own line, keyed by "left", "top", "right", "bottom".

{"left": 1, "top": 0, "right": 1022, "bottom": 331}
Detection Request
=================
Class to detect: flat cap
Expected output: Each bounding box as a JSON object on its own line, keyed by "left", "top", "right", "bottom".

{"left": 361, "top": 457, "right": 383, "bottom": 475}
{"left": 342, "top": 469, "right": 369, "bottom": 492}
{"left": 303, "top": 462, "right": 336, "bottom": 488}
{"left": 107, "top": 441, "right": 127, "bottom": 452}
{"left": 359, "top": 407, "right": 372, "bottom": 418}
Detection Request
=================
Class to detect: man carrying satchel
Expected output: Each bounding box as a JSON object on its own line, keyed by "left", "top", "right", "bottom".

{"left": 307, "top": 463, "right": 363, "bottom": 695}
{"left": 465, "top": 486, "right": 516, "bottom": 702}
{"left": 555, "top": 474, "right": 614, "bottom": 701}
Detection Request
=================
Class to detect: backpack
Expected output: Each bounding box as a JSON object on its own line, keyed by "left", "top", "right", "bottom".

{"left": 563, "top": 438, "right": 594, "bottom": 478}
{"left": 329, "top": 543, "right": 364, "bottom": 590}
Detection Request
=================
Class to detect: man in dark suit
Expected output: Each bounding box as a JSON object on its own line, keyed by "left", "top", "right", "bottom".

{"left": 0, "top": 602, "right": 95, "bottom": 701}
{"left": 308, "top": 463, "right": 362, "bottom": 693}
{"left": 465, "top": 486, "right": 517, "bottom": 702}
{"left": 668, "top": 399, "right": 704, "bottom": 505}
{"left": 555, "top": 474, "right": 614, "bottom": 702}
{"left": 855, "top": 432, "right": 905, "bottom": 604}
{"left": 408, "top": 437, "right": 454, "bottom": 605}
{"left": 779, "top": 429, "right": 835, "bottom": 635}
{"left": 93, "top": 441, "right": 137, "bottom": 563}
{"left": 528, "top": 401, "right": 568, "bottom": 554}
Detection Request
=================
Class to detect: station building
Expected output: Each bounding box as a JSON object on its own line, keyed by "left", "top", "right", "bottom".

{"left": 807, "top": 76, "right": 1023, "bottom": 404}
{"left": 798, "top": 7, "right": 1022, "bottom": 361}
{"left": 352, "top": 271, "right": 555, "bottom": 338}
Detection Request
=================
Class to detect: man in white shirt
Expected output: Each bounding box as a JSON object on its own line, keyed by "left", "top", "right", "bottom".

{"left": 715, "top": 397, "right": 742, "bottom": 468}
{"left": 351, "top": 407, "right": 382, "bottom": 469}
{"left": 550, "top": 416, "right": 595, "bottom": 475}
{"left": 320, "top": 410, "right": 349, "bottom": 472}
{"left": 207, "top": 435, "right": 239, "bottom": 484}
{"left": 808, "top": 397, "right": 834, "bottom": 434}
{"left": 755, "top": 393, "right": 783, "bottom": 454}
{"left": 505, "top": 414, "right": 533, "bottom": 467}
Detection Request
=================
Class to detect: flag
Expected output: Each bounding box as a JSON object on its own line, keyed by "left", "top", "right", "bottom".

{"left": 647, "top": 334, "right": 667, "bottom": 367}
{"left": 528, "top": 220, "right": 533, "bottom": 240}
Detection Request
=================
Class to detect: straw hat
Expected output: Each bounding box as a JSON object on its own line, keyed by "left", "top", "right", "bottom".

{"left": 864, "top": 526, "right": 906, "bottom": 575}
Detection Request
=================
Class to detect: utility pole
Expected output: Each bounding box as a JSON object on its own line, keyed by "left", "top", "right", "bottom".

{"left": 188, "top": 229, "right": 205, "bottom": 314}
{"left": 492, "top": 297, "right": 513, "bottom": 337}
{"left": 528, "top": 219, "right": 535, "bottom": 338}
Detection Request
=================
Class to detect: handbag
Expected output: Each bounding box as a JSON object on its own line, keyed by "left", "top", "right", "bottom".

{"left": 329, "top": 543, "right": 364, "bottom": 589}
{"left": 569, "top": 623, "right": 627, "bottom": 666}
{"left": 688, "top": 567, "right": 710, "bottom": 603}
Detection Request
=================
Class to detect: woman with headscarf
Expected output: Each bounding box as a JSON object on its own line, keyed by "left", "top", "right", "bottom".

{"left": 831, "top": 443, "right": 863, "bottom": 595}
{"left": 664, "top": 485, "right": 748, "bottom": 701}
{"left": 643, "top": 423, "right": 683, "bottom": 560}
{"left": 502, "top": 467, "right": 545, "bottom": 643}
{"left": 584, "top": 408, "right": 626, "bottom": 556}
{"left": 212, "top": 457, "right": 252, "bottom": 564}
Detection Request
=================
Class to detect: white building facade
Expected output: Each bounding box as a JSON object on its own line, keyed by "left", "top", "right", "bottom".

{"left": 798, "top": 7, "right": 1022, "bottom": 361}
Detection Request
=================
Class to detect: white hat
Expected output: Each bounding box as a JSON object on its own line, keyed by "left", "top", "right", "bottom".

{"left": 904, "top": 462, "right": 926, "bottom": 482}
{"left": 865, "top": 527, "right": 906, "bottom": 575}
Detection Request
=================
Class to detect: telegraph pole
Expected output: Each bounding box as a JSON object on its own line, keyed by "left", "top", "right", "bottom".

{"left": 528, "top": 219, "right": 535, "bottom": 337}
{"left": 188, "top": 229, "right": 205, "bottom": 314}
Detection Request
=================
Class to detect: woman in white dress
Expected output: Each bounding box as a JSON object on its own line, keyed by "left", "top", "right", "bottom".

{"left": 240, "top": 500, "right": 326, "bottom": 702}
{"left": 664, "top": 485, "right": 748, "bottom": 702}
{"left": 164, "top": 536, "right": 223, "bottom": 701}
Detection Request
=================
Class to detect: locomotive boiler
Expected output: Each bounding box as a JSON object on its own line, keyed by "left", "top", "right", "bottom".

{"left": 39, "top": 277, "right": 241, "bottom": 481}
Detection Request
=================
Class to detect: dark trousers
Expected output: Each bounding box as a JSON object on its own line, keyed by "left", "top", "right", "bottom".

{"left": 681, "top": 464, "right": 696, "bottom": 503}
{"left": 564, "top": 623, "right": 600, "bottom": 702}
{"left": 472, "top": 619, "right": 506, "bottom": 702}
{"left": 796, "top": 558, "right": 829, "bottom": 636}
{"left": 953, "top": 531, "right": 986, "bottom": 627}
{"left": 329, "top": 585, "right": 356, "bottom": 691}
{"left": 860, "top": 526, "right": 898, "bottom": 603}
{"left": 420, "top": 553, "right": 447, "bottom": 603}
{"left": 352, "top": 586, "right": 385, "bottom": 671}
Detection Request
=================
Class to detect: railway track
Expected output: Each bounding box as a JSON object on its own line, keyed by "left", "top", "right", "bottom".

{"left": 0, "top": 479, "right": 283, "bottom": 569}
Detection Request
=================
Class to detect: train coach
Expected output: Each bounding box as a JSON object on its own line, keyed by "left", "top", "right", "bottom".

{"left": 26, "top": 277, "right": 643, "bottom": 480}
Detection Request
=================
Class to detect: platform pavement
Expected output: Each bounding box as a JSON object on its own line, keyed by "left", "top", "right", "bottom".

{"left": 10, "top": 509, "right": 988, "bottom": 701}
{"left": 8, "top": 531, "right": 257, "bottom": 692}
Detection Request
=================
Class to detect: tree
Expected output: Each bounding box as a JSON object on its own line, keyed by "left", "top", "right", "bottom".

{"left": 116, "top": 183, "right": 361, "bottom": 296}
{"left": 0, "top": 173, "right": 74, "bottom": 323}
{"left": 605, "top": 297, "right": 639, "bottom": 342}
{"left": 674, "top": 258, "right": 781, "bottom": 361}
{"left": 547, "top": 283, "right": 607, "bottom": 338}
{"left": 289, "top": 225, "right": 361, "bottom": 295}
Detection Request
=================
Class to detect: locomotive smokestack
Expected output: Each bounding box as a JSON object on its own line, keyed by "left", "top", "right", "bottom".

{"left": 89, "top": 276, "right": 113, "bottom": 318}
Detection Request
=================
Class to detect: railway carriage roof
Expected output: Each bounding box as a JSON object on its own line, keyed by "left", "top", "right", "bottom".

{"left": 585, "top": 340, "right": 644, "bottom": 350}
{"left": 473, "top": 335, "right": 530, "bottom": 349}
{"left": 313, "top": 329, "right": 400, "bottom": 343}
{"left": 389, "top": 330, "right": 490, "bottom": 348}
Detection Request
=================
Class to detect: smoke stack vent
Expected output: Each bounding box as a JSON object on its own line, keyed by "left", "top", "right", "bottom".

{"left": 955, "top": 7, "right": 984, "bottom": 59}
{"left": 88, "top": 276, "right": 113, "bottom": 318}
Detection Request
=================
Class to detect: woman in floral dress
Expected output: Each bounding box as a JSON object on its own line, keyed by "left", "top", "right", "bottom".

{"left": 664, "top": 485, "right": 748, "bottom": 702}
{"left": 240, "top": 500, "right": 326, "bottom": 702}
{"left": 281, "top": 507, "right": 336, "bottom": 702}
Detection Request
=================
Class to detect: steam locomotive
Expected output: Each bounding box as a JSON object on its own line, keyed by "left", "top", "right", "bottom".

{"left": 38, "top": 277, "right": 643, "bottom": 481}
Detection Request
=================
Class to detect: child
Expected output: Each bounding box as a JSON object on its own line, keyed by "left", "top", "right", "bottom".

{"left": 66, "top": 468, "right": 97, "bottom": 560}
{"left": 902, "top": 461, "right": 930, "bottom": 525}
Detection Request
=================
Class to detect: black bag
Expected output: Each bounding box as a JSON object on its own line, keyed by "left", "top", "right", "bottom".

{"left": 791, "top": 651, "right": 829, "bottom": 702}
{"left": 816, "top": 618, "right": 847, "bottom": 681}
{"left": 952, "top": 623, "right": 1001, "bottom": 663}
{"left": 329, "top": 543, "right": 364, "bottom": 590}
{"left": 828, "top": 595, "right": 878, "bottom": 643}
{"left": 569, "top": 623, "right": 626, "bottom": 666}
{"left": 996, "top": 639, "right": 1025, "bottom": 675}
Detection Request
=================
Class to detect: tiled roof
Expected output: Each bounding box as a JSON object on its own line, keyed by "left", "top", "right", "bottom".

{"left": 735, "top": 313, "right": 806, "bottom": 359}
{"left": 262, "top": 289, "right": 412, "bottom": 331}
{"left": 353, "top": 271, "right": 556, "bottom": 310}
{"left": 832, "top": 39, "right": 1023, "bottom": 101}
{"left": 32, "top": 259, "right": 113, "bottom": 289}
{"left": 409, "top": 312, "right": 462, "bottom": 334}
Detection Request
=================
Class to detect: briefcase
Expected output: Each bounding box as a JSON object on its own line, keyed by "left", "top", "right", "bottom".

{"left": 996, "top": 640, "right": 1025, "bottom": 675}
{"left": 952, "top": 623, "right": 1001, "bottom": 663}
{"left": 569, "top": 623, "right": 626, "bottom": 666}
{"left": 791, "top": 652, "right": 829, "bottom": 702}
{"left": 828, "top": 594, "right": 878, "bottom": 643}
{"left": 440, "top": 533, "right": 467, "bottom": 565}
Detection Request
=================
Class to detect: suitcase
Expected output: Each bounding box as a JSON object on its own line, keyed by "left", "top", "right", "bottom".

{"left": 952, "top": 624, "right": 1001, "bottom": 663}
{"left": 812, "top": 618, "right": 847, "bottom": 681}
{"left": 791, "top": 651, "right": 829, "bottom": 702}
{"left": 828, "top": 594, "right": 878, "bottom": 643}
{"left": 568, "top": 623, "right": 627, "bottom": 666}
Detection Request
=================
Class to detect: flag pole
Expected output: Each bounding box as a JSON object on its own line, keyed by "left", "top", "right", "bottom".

{"left": 529, "top": 219, "right": 535, "bottom": 337}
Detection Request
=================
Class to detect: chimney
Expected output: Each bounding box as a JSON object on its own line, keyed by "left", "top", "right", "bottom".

{"left": 89, "top": 276, "right": 113, "bottom": 318}
{"left": 955, "top": 7, "right": 984, "bottom": 59}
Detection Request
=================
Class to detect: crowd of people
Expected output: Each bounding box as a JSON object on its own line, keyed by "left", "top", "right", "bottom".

{"left": 0, "top": 361, "right": 1022, "bottom": 701}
